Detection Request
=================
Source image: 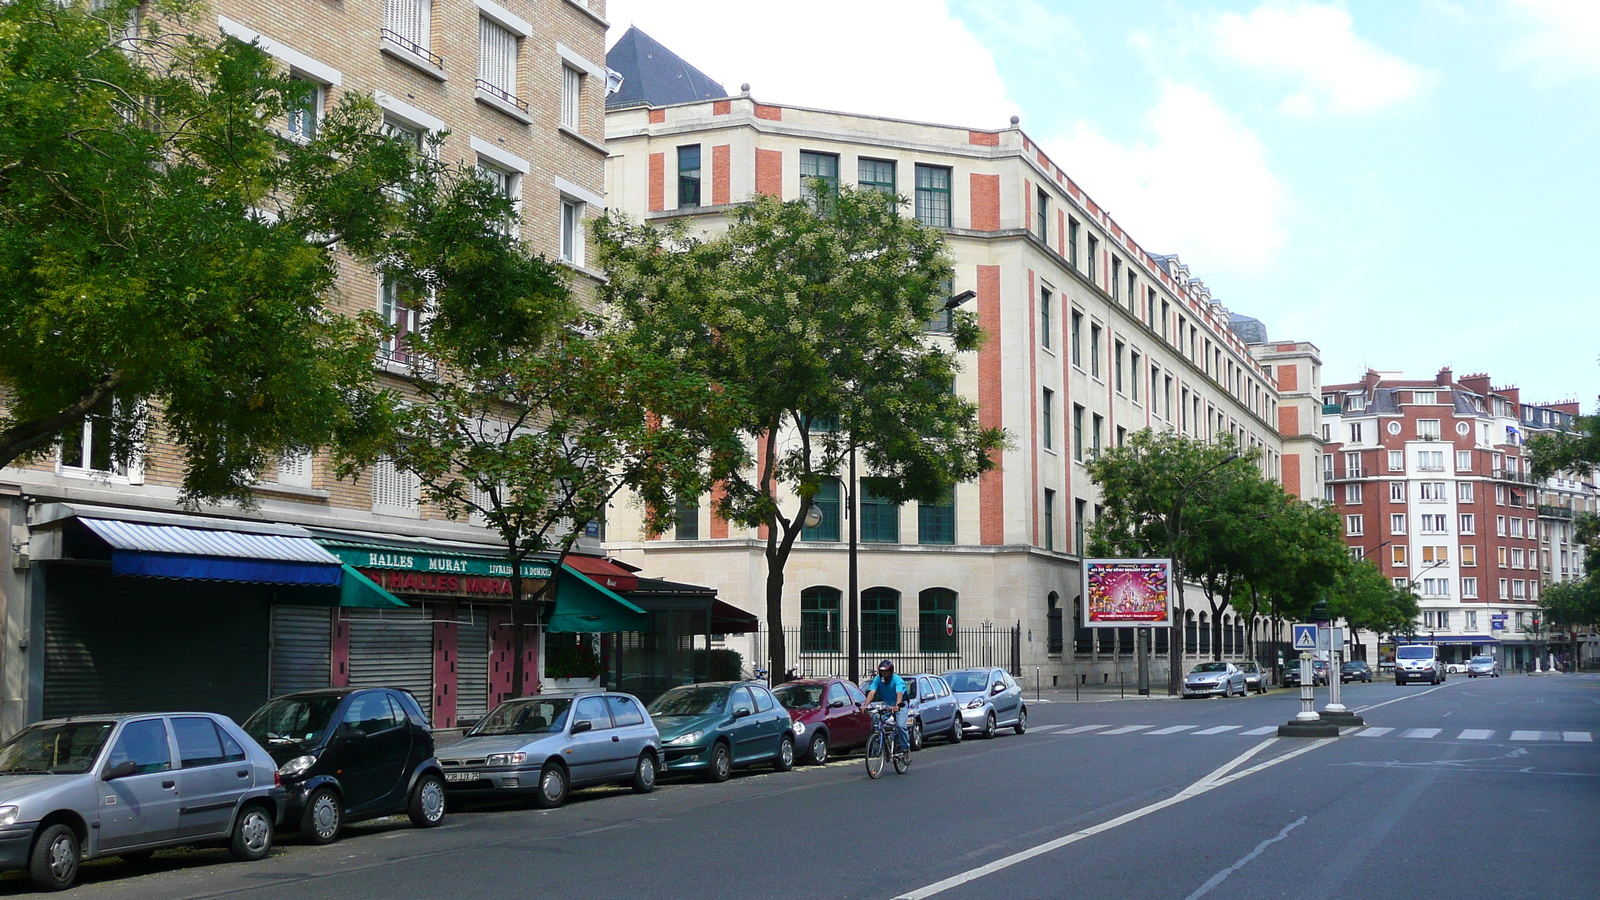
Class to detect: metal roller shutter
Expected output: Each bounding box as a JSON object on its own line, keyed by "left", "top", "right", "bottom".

{"left": 455, "top": 615, "right": 491, "bottom": 722}
{"left": 347, "top": 608, "right": 434, "bottom": 719}
{"left": 270, "top": 606, "right": 332, "bottom": 696}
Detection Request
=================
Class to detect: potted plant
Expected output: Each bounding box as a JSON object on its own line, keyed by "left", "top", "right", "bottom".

{"left": 545, "top": 634, "right": 603, "bottom": 689}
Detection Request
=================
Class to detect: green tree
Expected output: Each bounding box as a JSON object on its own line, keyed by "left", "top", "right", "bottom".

{"left": 1186, "top": 455, "right": 1287, "bottom": 660}
{"left": 1331, "top": 558, "right": 1420, "bottom": 639}
{"left": 594, "top": 186, "right": 1006, "bottom": 679}
{"left": 0, "top": 0, "right": 407, "bottom": 503}
{"left": 1231, "top": 498, "right": 1343, "bottom": 659}
{"left": 1540, "top": 579, "right": 1599, "bottom": 667}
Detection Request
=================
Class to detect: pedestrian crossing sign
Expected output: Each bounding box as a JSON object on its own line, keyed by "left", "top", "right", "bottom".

{"left": 1292, "top": 624, "right": 1319, "bottom": 651}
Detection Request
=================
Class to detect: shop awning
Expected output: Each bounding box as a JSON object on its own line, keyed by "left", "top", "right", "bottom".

{"left": 712, "top": 600, "right": 760, "bottom": 634}
{"left": 276, "top": 564, "right": 410, "bottom": 609}
{"left": 562, "top": 554, "right": 639, "bottom": 592}
{"left": 82, "top": 517, "right": 342, "bottom": 586}
{"left": 548, "top": 567, "right": 648, "bottom": 633}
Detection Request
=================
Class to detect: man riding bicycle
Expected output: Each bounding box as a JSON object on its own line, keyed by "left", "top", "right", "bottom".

{"left": 862, "top": 659, "right": 909, "bottom": 753}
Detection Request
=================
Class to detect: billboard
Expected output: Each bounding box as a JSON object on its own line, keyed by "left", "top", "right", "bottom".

{"left": 1081, "top": 559, "right": 1173, "bottom": 628}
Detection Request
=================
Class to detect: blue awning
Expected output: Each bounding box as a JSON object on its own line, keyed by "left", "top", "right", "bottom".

{"left": 82, "top": 517, "right": 342, "bottom": 586}
{"left": 276, "top": 564, "right": 410, "bottom": 608}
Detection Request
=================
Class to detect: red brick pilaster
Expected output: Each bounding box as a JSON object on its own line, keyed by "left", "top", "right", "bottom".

{"left": 978, "top": 265, "right": 1005, "bottom": 545}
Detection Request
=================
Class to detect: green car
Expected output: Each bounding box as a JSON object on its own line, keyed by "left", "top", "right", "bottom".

{"left": 646, "top": 682, "right": 796, "bottom": 782}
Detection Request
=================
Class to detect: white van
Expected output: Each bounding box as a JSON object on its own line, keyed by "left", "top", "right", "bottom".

{"left": 1394, "top": 644, "right": 1446, "bottom": 686}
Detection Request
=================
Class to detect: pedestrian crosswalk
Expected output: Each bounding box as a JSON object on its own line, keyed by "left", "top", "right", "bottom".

{"left": 1030, "top": 723, "right": 1595, "bottom": 742}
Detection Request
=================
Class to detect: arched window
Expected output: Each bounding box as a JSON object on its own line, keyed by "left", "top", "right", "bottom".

{"left": 862, "top": 587, "right": 901, "bottom": 654}
{"left": 1198, "top": 612, "right": 1211, "bottom": 655}
{"left": 1047, "top": 592, "right": 1063, "bottom": 655}
{"left": 1185, "top": 610, "right": 1198, "bottom": 655}
{"left": 1073, "top": 595, "right": 1093, "bottom": 654}
{"left": 1222, "top": 615, "right": 1233, "bottom": 655}
{"left": 918, "top": 588, "right": 958, "bottom": 653}
{"left": 1155, "top": 624, "right": 1169, "bottom": 655}
{"left": 800, "top": 586, "right": 841, "bottom": 653}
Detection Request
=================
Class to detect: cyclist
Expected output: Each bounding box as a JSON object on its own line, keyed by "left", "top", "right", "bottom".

{"left": 862, "top": 659, "right": 909, "bottom": 754}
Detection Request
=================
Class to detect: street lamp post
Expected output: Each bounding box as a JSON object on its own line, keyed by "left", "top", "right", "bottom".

{"left": 1162, "top": 451, "right": 1242, "bottom": 697}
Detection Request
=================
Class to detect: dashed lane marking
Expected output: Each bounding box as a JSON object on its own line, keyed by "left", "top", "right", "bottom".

{"left": 1099, "top": 725, "right": 1154, "bottom": 735}
{"left": 1193, "top": 725, "right": 1242, "bottom": 735}
{"left": 1565, "top": 732, "right": 1593, "bottom": 743}
{"left": 1459, "top": 730, "right": 1494, "bottom": 740}
{"left": 1354, "top": 727, "right": 1394, "bottom": 737}
{"left": 1402, "top": 728, "right": 1442, "bottom": 739}
{"left": 1241, "top": 726, "right": 1278, "bottom": 735}
{"left": 1148, "top": 725, "right": 1199, "bottom": 735}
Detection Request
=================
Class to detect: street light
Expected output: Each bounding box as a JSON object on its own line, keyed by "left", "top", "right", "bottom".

{"left": 1161, "top": 451, "right": 1242, "bottom": 697}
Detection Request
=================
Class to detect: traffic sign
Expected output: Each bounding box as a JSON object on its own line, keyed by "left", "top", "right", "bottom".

{"left": 945, "top": 615, "right": 954, "bottom": 636}
{"left": 1292, "top": 624, "right": 1319, "bottom": 652}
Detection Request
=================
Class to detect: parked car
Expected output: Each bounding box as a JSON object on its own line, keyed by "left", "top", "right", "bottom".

{"left": 1394, "top": 644, "right": 1446, "bottom": 685}
{"left": 435, "top": 692, "right": 659, "bottom": 808}
{"left": 1283, "top": 659, "right": 1330, "bottom": 687}
{"left": 1468, "top": 655, "right": 1502, "bottom": 678}
{"left": 1340, "top": 660, "right": 1374, "bottom": 683}
{"left": 1237, "top": 661, "right": 1269, "bottom": 694}
{"left": 943, "top": 668, "right": 1026, "bottom": 738}
{"left": 1182, "top": 662, "right": 1246, "bottom": 698}
{"left": 773, "top": 679, "right": 871, "bottom": 765}
{"left": 0, "top": 713, "right": 283, "bottom": 891}
{"left": 242, "top": 688, "right": 445, "bottom": 844}
{"left": 902, "top": 674, "right": 963, "bottom": 750}
{"left": 647, "top": 682, "right": 795, "bottom": 781}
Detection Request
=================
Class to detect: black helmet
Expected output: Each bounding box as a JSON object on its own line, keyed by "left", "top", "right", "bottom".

{"left": 877, "top": 660, "right": 894, "bottom": 674}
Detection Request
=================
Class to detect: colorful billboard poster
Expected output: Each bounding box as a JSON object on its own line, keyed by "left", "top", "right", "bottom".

{"left": 1082, "top": 559, "right": 1173, "bottom": 627}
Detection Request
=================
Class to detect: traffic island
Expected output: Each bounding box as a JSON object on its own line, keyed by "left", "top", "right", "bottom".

{"left": 1318, "top": 709, "right": 1365, "bottom": 727}
{"left": 1277, "top": 717, "right": 1340, "bottom": 738}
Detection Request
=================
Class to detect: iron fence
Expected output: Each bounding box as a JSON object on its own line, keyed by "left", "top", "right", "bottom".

{"left": 752, "top": 625, "right": 1021, "bottom": 680}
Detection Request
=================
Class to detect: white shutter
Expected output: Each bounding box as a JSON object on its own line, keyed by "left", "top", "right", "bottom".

{"left": 277, "top": 452, "right": 313, "bottom": 488}
{"left": 372, "top": 456, "right": 420, "bottom": 517}
{"left": 478, "top": 18, "right": 517, "bottom": 96}
{"left": 385, "top": 0, "right": 431, "bottom": 51}
{"left": 561, "top": 66, "right": 581, "bottom": 129}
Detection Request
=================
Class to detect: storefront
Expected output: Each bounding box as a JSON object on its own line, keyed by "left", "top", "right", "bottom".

{"left": 601, "top": 576, "right": 759, "bottom": 704}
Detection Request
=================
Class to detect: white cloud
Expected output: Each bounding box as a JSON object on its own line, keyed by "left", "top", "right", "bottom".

{"left": 953, "top": 0, "right": 1081, "bottom": 57}
{"left": 604, "top": 0, "right": 1017, "bottom": 128}
{"left": 1501, "top": 0, "right": 1600, "bottom": 82}
{"left": 1211, "top": 2, "right": 1438, "bottom": 114}
{"left": 1041, "top": 82, "right": 1286, "bottom": 271}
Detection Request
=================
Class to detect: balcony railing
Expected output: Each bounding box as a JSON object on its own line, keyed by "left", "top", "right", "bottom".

{"left": 381, "top": 28, "right": 444, "bottom": 69}
{"left": 1539, "top": 505, "right": 1575, "bottom": 520}
{"left": 475, "top": 78, "right": 530, "bottom": 113}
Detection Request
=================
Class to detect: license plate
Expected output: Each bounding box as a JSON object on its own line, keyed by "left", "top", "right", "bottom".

{"left": 444, "top": 771, "right": 479, "bottom": 783}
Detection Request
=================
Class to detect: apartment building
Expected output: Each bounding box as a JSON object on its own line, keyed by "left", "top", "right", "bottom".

{"left": 1247, "top": 340, "right": 1326, "bottom": 503}
{"left": 1321, "top": 368, "right": 1598, "bottom": 669}
{"left": 0, "top": 0, "right": 619, "bottom": 735}
{"left": 600, "top": 30, "right": 1301, "bottom": 684}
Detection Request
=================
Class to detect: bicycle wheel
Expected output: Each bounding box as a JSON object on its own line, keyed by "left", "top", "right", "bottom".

{"left": 893, "top": 743, "right": 910, "bottom": 774}
{"left": 865, "top": 732, "right": 885, "bottom": 779}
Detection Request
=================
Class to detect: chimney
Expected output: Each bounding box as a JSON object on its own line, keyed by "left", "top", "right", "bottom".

{"left": 1436, "top": 367, "right": 1452, "bottom": 387}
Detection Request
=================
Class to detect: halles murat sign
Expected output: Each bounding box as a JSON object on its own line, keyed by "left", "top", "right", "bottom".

{"left": 327, "top": 547, "right": 553, "bottom": 599}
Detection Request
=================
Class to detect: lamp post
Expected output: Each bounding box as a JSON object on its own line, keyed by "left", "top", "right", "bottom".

{"left": 1162, "top": 451, "right": 1242, "bottom": 697}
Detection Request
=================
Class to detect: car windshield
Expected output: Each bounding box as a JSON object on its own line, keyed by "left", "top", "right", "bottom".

{"left": 648, "top": 686, "right": 730, "bottom": 717}
{"left": 0, "top": 721, "right": 114, "bottom": 776}
{"left": 469, "top": 698, "right": 572, "bottom": 736}
{"left": 1239, "top": 663, "right": 1259, "bottom": 672}
{"left": 1192, "top": 662, "right": 1229, "bottom": 673}
{"left": 773, "top": 685, "right": 823, "bottom": 710}
{"left": 1397, "top": 646, "right": 1434, "bottom": 660}
{"left": 1471, "top": 657, "right": 1493, "bottom": 663}
{"left": 243, "top": 695, "right": 344, "bottom": 751}
{"left": 944, "top": 672, "right": 990, "bottom": 692}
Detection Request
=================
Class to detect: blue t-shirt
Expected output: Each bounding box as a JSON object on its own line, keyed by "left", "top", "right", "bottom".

{"left": 866, "top": 674, "right": 906, "bottom": 705}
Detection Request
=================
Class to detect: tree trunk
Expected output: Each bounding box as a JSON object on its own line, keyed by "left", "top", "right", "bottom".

{"left": 1168, "top": 571, "right": 1186, "bottom": 696}
{"left": 764, "top": 554, "right": 786, "bottom": 682}
{"left": 510, "top": 562, "right": 527, "bottom": 698}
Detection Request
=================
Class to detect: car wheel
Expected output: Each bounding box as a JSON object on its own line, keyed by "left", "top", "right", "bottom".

{"left": 1014, "top": 707, "right": 1028, "bottom": 734}
{"left": 630, "top": 752, "right": 658, "bottom": 793}
{"left": 773, "top": 735, "right": 795, "bottom": 772}
{"left": 230, "top": 804, "right": 274, "bottom": 862}
{"left": 1396, "top": 676, "right": 1406, "bottom": 686}
{"left": 534, "top": 762, "right": 570, "bottom": 808}
{"left": 703, "top": 741, "right": 733, "bottom": 783}
{"left": 29, "top": 823, "right": 80, "bottom": 892}
{"left": 909, "top": 720, "right": 924, "bottom": 752}
{"left": 948, "top": 715, "right": 964, "bottom": 744}
{"left": 982, "top": 711, "right": 996, "bottom": 739}
{"left": 300, "top": 787, "right": 342, "bottom": 845}
{"left": 408, "top": 773, "right": 447, "bottom": 827}
{"left": 807, "top": 733, "right": 829, "bottom": 765}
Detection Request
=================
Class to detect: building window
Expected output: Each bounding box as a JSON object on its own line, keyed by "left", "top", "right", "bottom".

{"left": 1419, "top": 481, "right": 1447, "bottom": 501}
{"left": 1127, "top": 271, "right": 1138, "bottom": 313}
{"left": 384, "top": 0, "right": 434, "bottom": 56}
{"left": 1112, "top": 257, "right": 1122, "bottom": 302}
{"left": 674, "top": 495, "right": 699, "bottom": 540}
{"left": 1344, "top": 451, "right": 1362, "bottom": 477}
{"left": 276, "top": 452, "right": 313, "bottom": 488}
{"left": 1509, "top": 517, "right": 1523, "bottom": 538}
{"left": 371, "top": 456, "right": 420, "bottom": 518}
{"left": 1392, "top": 544, "right": 1407, "bottom": 566}
{"left": 1043, "top": 489, "right": 1056, "bottom": 551}
{"left": 1390, "top": 482, "right": 1406, "bottom": 501}
{"left": 285, "top": 77, "right": 322, "bottom": 140}
{"left": 559, "top": 198, "right": 583, "bottom": 264}
{"left": 1041, "top": 389, "right": 1054, "bottom": 450}
{"left": 1421, "top": 514, "right": 1447, "bottom": 532}
{"left": 1114, "top": 341, "right": 1125, "bottom": 394}
{"left": 1070, "top": 310, "right": 1083, "bottom": 367}
{"left": 799, "top": 587, "right": 842, "bottom": 653}
{"left": 1086, "top": 235, "right": 1099, "bottom": 283}
{"left": 477, "top": 159, "right": 520, "bottom": 233}
{"left": 676, "top": 145, "right": 702, "bottom": 208}
{"left": 799, "top": 150, "right": 839, "bottom": 207}
{"left": 1039, "top": 287, "right": 1052, "bottom": 348}
{"left": 477, "top": 17, "right": 522, "bottom": 109}
{"left": 378, "top": 276, "right": 421, "bottom": 365}
{"left": 1072, "top": 404, "right": 1084, "bottom": 461}
{"left": 1346, "top": 483, "right": 1363, "bottom": 504}
{"left": 1092, "top": 414, "right": 1103, "bottom": 454}
{"left": 1036, "top": 187, "right": 1049, "bottom": 241}
{"left": 914, "top": 164, "right": 951, "bottom": 227}
{"left": 1418, "top": 450, "right": 1444, "bottom": 471}
{"left": 1350, "top": 423, "right": 1363, "bottom": 444}
{"left": 1346, "top": 515, "right": 1364, "bottom": 536}
{"left": 1461, "top": 544, "right": 1476, "bottom": 566}
{"left": 1391, "top": 513, "right": 1406, "bottom": 534}
{"left": 1463, "top": 580, "right": 1478, "bottom": 601}
{"left": 1130, "top": 351, "right": 1142, "bottom": 401}
{"left": 801, "top": 478, "right": 842, "bottom": 541}
{"left": 860, "top": 491, "right": 900, "bottom": 543}
{"left": 560, "top": 65, "right": 582, "bottom": 130}
{"left": 1418, "top": 419, "right": 1441, "bottom": 440}
{"left": 858, "top": 158, "right": 896, "bottom": 198}
{"left": 1455, "top": 450, "right": 1472, "bottom": 471}
{"left": 861, "top": 588, "right": 901, "bottom": 654}
{"left": 917, "top": 489, "right": 955, "bottom": 545}
{"left": 1067, "top": 217, "right": 1080, "bottom": 268}
{"left": 1090, "top": 324, "right": 1102, "bottom": 377}
{"left": 1458, "top": 482, "right": 1474, "bottom": 503}
{"left": 59, "top": 395, "right": 128, "bottom": 475}
{"left": 918, "top": 588, "right": 958, "bottom": 653}
{"left": 1460, "top": 514, "right": 1475, "bottom": 534}
{"left": 1074, "top": 499, "right": 1087, "bottom": 555}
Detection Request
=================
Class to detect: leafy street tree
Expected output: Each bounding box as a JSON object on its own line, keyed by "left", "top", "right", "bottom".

{"left": 1186, "top": 457, "right": 1288, "bottom": 660}
{"left": 1331, "top": 558, "right": 1420, "bottom": 641}
{"left": 0, "top": 0, "right": 408, "bottom": 503}
{"left": 1540, "top": 578, "right": 1598, "bottom": 667}
{"left": 1230, "top": 498, "right": 1343, "bottom": 658}
{"left": 1527, "top": 387, "right": 1598, "bottom": 668}
{"left": 594, "top": 186, "right": 1007, "bottom": 680}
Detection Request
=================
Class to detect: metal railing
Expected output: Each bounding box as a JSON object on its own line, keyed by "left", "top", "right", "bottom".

{"left": 753, "top": 625, "right": 1021, "bottom": 680}
{"left": 381, "top": 28, "right": 444, "bottom": 69}
{"left": 475, "top": 78, "right": 530, "bottom": 113}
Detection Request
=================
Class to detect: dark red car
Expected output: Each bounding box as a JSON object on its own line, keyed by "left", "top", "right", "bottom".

{"left": 772, "top": 678, "right": 873, "bottom": 765}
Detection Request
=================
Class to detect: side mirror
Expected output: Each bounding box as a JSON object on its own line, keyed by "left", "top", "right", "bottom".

{"left": 991, "top": 684, "right": 1005, "bottom": 695}
{"left": 827, "top": 699, "right": 846, "bottom": 709}
{"left": 571, "top": 720, "right": 593, "bottom": 735}
{"left": 732, "top": 707, "right": 753, "bottom": 719}
{"left": 103, "top": 760, "right": 140, "bottom": 781}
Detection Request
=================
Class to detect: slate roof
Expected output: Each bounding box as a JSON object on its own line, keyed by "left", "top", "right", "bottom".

{"left": 605, "top": 26, "right": 728, "bottom": 110}
{"left": 1228, "top": 313, "right": 1267, "bottom": 344}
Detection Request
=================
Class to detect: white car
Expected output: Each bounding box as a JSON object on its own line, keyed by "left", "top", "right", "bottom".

{"left": 1183, "top": 662, "right": 1247, "bottom": 698}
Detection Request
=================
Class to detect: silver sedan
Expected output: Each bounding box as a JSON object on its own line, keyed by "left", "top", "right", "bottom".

{"left": 1183, "top": 662, "right": 1247, "bottom": 698}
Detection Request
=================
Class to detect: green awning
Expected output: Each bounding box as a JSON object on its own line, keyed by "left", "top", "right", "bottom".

{"left": 547, "top": 567, "right": 648, "bottom": 633}
{"left": 275, "top": 564, "right": 410, "bottom": 609}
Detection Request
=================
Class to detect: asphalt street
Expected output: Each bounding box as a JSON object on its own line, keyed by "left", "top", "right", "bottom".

{"left": 17, "top": 674, "right": 1598, "bottom": 900}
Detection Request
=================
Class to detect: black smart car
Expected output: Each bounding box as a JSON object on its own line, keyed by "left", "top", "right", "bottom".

{"left": 243, "top": 688, "right": 446, "bottom": 843}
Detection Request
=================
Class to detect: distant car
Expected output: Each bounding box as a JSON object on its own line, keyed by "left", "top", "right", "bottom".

{"left": 902, "top": 674, "right": 963, "bottom": 750}
{"left": 1237, "top": 661, "right": 1269, "bottom": 694}
{"left": 434, "top": 692, "right": 659, "bottom": 808}
{"left": 0, "top": 713, "right": 283, "bottom": 891}
{"left": 1183, "top": 662, "right": 1247, "bottom": 698}
{"left": 773, "top": 679, "right": 871, "bottom": 765}
{"left": 944, "top": 668, "right": 1026, "bottom": 738}
{"left": 1283, "top": 659, "right": 1329, "bottom": 687}
{"left": 1445, "top": 662, "right": 1468, "bottom": 674}
{"left": 1468, "top": 656, "right": 1502, "bottom": 678}
{"left": 243, "top": 688, "right": 445, "bottom": 844}
{"left": 1341, "top": 660, "right": 1374, "bottom": 683}
{"left": 1395, "top": 645, "right": 1446, "bottom": 686}
{"left": 648, "top": 682, "right": 795, "bottom": 781}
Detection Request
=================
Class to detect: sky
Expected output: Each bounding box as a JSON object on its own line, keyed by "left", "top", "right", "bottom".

{"left": 602, "top": 0, "right": 1600, "bottom": 409}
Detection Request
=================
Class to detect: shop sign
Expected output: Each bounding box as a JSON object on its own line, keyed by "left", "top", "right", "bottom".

{"left": 358, "top": 568, "right": 545, "bottom": 599}
{"left": 328, "top": 546, "right": 553, "bottom": 580}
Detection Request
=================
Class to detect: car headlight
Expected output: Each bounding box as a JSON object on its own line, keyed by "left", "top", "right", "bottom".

{"left": 666, "top": 729, "right": 704, "bottom": 746}
{"left": 0, "top": 806, "right": 18, "bottom": 827}
{"left": 792, "top": 721, "right": 805, "bottom": 736}
{"left": 967, "top": 698, "right": 986, "bottom": 709}
{"left": 486, "top": 752, "right": 528, "bottom": 767}
{"left": 277, "top": 754, "right": 317, "bottom": 779}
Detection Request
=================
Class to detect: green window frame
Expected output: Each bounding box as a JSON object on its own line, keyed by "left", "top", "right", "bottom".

{"left": 1042, "top": 388, "right": 1054, "bottom": 450}
{"left": 801, "top": 478, "right": 842, "bottom": 542}
{"left": 799, "top": 586, "right": 841, "bottom": 653}
{"left": 1043, "top": 489, "right": 1056, "bottom": 551}
{"left": 800, "top": 151, "right": 839, "bottom": 206}
{"left": 860, "top": 490, "right": 900, "bottom": 543}
{"left": 1036, "top": 187, "right": 1049, "bottom": 241}
{"left": 1068, "top": 217, "right": 1080, "bottom": 268}
{"left": 858, "top": 157, "right": 896, "bottom": 197}
{"left": 1070, "top": 310, "right": 1082, "bottom": 367}
{"left": 861, "top": 588, "right": 901, "bottom": 654}
{"left": 677, "top": 145, "right": 701, "bottom": 208}
{"left": 918, "top": 588, "right": 958, "bottom": 654}
{"left": 1039, "top": 287, "right": 1052, "bottom": 348}
{"left": 1087, "top": 235, "right": 1099, "bottom": 283}
{"left": 674, "top": 495, "right": 699, "bottom": 541}
{"left": 1073, "top": 404, "right": 1084, "bottom": 461}
{"left": 917, "top": 489, "right": 955, "bottom": 545}
{"left": 914, "top": 164, "right": 952, "bottom": 227}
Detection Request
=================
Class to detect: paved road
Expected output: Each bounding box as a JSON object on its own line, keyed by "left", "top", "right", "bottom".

{"left": 16, "top": 674, "right": 1599, "bottom": 899}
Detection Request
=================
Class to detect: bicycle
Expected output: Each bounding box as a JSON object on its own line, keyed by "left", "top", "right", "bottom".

{"left": 863, "top": 702, "right": 911, "bottom": 779}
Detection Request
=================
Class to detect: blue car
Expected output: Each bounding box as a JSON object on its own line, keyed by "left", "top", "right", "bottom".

{"left": 648, "top": 682, "right": 796, "bottom": 781}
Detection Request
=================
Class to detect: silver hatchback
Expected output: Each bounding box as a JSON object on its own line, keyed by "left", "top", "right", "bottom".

{"left": 1183, "top": 662, "right": 1247, "bottom": 698}
{"left": 944, "top": 668, "right": 1026, "bottom": 738}
{"left": 0, "top": 713, "right": 283, "bottom": 891}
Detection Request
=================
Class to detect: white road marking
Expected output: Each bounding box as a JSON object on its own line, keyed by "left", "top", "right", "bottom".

{"left": 1564, "top": 732, "right": 1593, "bottom": 743}
{"left": 1351, "top": 680, "right": 1460, "bottom": 714}
{"left": 1354, "top": 727, "right": 1393, "bottom": 737}
{"left": 1058, "top": 725, "right": 1111, "bottom": 734}
{"left": 1147, "top": 725, "right": 1199, "bottom": 735}
{"left": 1459, "top": 730, "right": 1494, "bottom": 740}
{"left": 1099, "top": 725, "right": 1154, "bottom": 735}
{"left": 1028, "top": 725, "right": 1075, "bottom": 734}
{"left": 1183, "top": 816, "right": 1307, "bottom": 900}
{"left": 891, "top": 738, "right": 1334, "bottom": 900}
{"left": 1241, "top": 726, "right": 1278, "bottom": 735}
{"left": 1510, "top": 730, "right": 1546, "bottom": 741}
{"left": 1193, "top": 726, "right": 1242, "bottom": 735}
{"left": 1402, "top": 728, "right": 1442, "bottom": 739}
